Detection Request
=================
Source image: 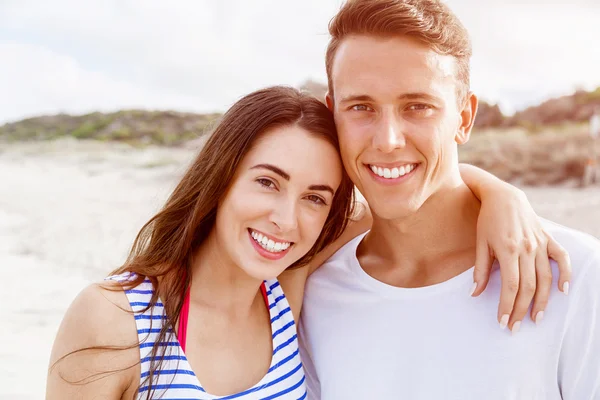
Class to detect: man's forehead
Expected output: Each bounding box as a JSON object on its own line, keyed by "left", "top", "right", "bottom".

{"left": 331, "top": 35, "right": 457, "bottom": 98}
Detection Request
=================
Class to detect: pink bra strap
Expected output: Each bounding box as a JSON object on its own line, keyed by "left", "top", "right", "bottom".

{"left": 177, "top": 288, "right": 191, "bottom": 352}
{"left": 177, "top": 282, "right": 269, "bottom": 352}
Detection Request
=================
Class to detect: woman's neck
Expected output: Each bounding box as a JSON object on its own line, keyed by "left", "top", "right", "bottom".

{"left": 188, "top": 229, "right": 264, "bottom": 317}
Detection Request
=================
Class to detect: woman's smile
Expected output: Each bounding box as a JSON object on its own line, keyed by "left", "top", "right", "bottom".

{"left": 248, "top": 228, "right": 293, "bottom": 260}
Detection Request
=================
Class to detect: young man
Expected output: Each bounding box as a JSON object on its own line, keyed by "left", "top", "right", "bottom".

{"left": 299, "top": 0, "right": 600, "bottom": 398}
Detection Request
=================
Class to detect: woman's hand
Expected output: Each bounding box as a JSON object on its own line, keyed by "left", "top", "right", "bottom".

{"left": 461, "top": 164, "right": 572, "bottom": 333}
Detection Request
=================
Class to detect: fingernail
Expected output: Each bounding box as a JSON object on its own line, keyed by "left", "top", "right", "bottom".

{"left": 499, "top": 314, "right": 510, "bottom": 330}
{"left": 535, "top": 311, "right": 544, "bottom": 325}
{"left": 469, "top": 282, "right": 478, "bottom": 296}
{"left": 562, "top": 282, "right": 570, "bottom": 296}
{"left": 512, "top": 321, "right": 521, "bottom": 335}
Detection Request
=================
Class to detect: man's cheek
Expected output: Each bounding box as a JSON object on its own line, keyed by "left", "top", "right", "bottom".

{"left": 339, "top": 121, "right": 365, "bottom": 143}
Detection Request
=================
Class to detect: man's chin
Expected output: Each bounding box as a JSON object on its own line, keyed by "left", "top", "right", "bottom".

{"left": 369, "top": 200, "right": 422, "bottom": 221}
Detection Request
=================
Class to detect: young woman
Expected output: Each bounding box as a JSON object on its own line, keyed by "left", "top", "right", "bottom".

{"left": 46, "top": 86, "right": 569, "bottom": 399}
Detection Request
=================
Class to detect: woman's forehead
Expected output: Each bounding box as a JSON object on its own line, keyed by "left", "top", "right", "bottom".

{"left": 242, "top": 125, "right": 342, "bottom": 185}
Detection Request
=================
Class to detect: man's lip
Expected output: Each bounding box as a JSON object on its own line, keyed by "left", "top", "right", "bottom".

{"left": 365, "top": 162, "right": 419, "bottom": 183}
{"left": 364, "top": 162, "right": 420, "bottom": 168}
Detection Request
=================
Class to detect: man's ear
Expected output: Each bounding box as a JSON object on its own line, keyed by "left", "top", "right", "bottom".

{"left": 325, "top": 91, "right": 334, "bottom": 112}
{"left": 456, "top": 91, "right": 478, "bottom": 145}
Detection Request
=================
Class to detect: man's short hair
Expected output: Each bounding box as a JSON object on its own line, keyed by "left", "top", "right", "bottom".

{"left": 326, "top": 0, "right": 473, "bottom": 103}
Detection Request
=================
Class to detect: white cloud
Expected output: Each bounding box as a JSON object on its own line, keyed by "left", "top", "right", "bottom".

{"left": 0, "top": 41, "right": 214, "bottom": 122}
{"left": 0, "top": 0, "right": 598, "bottom": 122}
{"left": 448, "top": 0, "right": 600, "bottom": 113}
{"left": 0, "top": 0, "right": 346, "bottom": 122}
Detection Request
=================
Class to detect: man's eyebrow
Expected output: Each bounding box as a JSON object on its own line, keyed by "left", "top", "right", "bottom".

{"left": 339, "top": 93, "right": 440, "bottom": 104}
{"left": 250, "top": 164, "right": 290, "bottom": 180}
{"left": 339, "top": 94, "right": 375, "bottom": 104}
{"left": 397, "top": 92, "right": 440, "bottom": 102}
{"left": 308, "top": 184, "right": 335, "bottom": 196}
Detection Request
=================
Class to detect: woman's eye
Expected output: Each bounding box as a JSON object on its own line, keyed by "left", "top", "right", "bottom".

{"left": 306, "top": 195, "right": 327, "bottom": 206}
{"left": 257, "top": 178, "right": 276, "bottom": 189}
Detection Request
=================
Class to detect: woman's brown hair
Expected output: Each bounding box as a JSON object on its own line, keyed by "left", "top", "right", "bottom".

{"left": 54, "top": 86, "right": 355, "bottom": 399}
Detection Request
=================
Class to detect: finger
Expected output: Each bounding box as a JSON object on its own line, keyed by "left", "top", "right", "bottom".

{"left": 530, "top": 248, "right": 552, "bottom": 325}
{"left": 497, "top": 253, "right": 520, "bottom": 330}
{"left": 472, "top": 239, "right": 493, "bottom": 297}
{"left": 547, "top": 235, "right": 572, "bottom": 295}
{"left": 508, "top": 250, "right": 537, "bottom": 334}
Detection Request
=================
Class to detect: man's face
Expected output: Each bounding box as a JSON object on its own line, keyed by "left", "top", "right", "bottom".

{"left": 328, "top": 35, "right": 475, "bottom": 220}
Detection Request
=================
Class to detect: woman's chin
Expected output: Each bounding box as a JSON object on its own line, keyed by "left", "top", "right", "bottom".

{"left": 243, "top": 264, "right": 285, "bottom": 281}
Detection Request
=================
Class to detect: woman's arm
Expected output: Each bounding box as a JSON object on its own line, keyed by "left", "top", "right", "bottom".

{"left": 46, "top": 283, "right": 139, "bottom": 399}
{"left": 284, "top": 165, "right": 572, "bottom": 332}
{"left": 459, "top": 163, "right": 572, "bottom": 331}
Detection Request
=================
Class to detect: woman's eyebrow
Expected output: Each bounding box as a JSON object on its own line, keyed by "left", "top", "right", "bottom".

{"left": 250, "top": 164, "right": 290, "bottom": 180}
{"left": 250, "top": 164, "right": 334, "bottom": 195}
{"left": 309, "top": 185, "right": 334, "bottom": 196}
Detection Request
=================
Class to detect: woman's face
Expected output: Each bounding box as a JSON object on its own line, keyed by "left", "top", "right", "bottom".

{"left": 215, "top": 124, "right": 343, "bottom": 280}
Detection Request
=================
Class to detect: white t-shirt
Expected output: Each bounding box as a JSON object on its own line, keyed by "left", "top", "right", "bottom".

{"left": 299, "top": 220, "right": 600, "bottom": 400}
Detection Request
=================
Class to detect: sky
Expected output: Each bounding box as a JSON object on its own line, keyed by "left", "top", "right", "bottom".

{"left": 1, "top": 0, "right": 599, "bottom": 124}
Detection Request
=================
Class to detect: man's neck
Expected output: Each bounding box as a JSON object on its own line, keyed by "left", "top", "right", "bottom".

{"left": 358, "top": 182, "right": 481, "bottom": 288}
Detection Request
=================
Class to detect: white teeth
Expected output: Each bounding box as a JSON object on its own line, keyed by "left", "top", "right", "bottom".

{"left": 250, "top": 230, "right": 291, "bottom": 253}
{"left": 370, "top": 164, "right": 416, "bottom": 179}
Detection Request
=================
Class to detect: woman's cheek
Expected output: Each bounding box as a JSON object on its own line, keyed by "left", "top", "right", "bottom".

{"left": 301, "top": 207, "right": 330, "bottom": 244}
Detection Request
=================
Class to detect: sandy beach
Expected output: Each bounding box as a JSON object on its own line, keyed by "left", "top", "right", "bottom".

{"left": 2, "top": 138, "right": 600, "bottom": 399}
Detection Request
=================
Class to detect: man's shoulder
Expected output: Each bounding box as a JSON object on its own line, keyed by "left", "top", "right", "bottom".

{"left": 542, "top": 219, "right": 600, "bottom": 261}
{"left": 307, "top": 232, "right": 366, "bottom": 286}
{"left": 322, "top": 231, "right": 366, "bottom": 267}
{"left": 541, "top": 218, "right": 600, "bottom": 285}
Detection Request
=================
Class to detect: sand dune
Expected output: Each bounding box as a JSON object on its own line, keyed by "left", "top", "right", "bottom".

{"left": 1, "top": 139, "right": 599, "bottom": 399}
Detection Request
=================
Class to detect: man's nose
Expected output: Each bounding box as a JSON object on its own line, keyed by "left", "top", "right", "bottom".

{"left": 372, "top": 110, "right": 407, "bottom": 153}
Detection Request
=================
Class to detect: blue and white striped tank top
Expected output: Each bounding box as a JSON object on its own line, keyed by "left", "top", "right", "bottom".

{"left": 106, "top": 272, "right": 307, "bottom": 399}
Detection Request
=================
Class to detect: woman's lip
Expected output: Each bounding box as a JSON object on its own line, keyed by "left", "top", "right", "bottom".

{"left": 248, "top": 228, "right": 293, "bottom": 244}
{"left": 248, "top": 230, "right": 292, "bottom": 261}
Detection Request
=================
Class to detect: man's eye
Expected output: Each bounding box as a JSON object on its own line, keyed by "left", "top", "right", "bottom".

{"left": 351, "top": 104, "right": 372, "bottom": 112}
{"left": 409, "top": 104, "right": 432, "bottom": 111}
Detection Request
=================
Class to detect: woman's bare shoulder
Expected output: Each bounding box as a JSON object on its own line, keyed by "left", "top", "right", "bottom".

{"left": 46, "top": 281, "right": 140, "bottom": 399}
{"left": 278, "top": 267, "right": 310, "bottom": 322}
